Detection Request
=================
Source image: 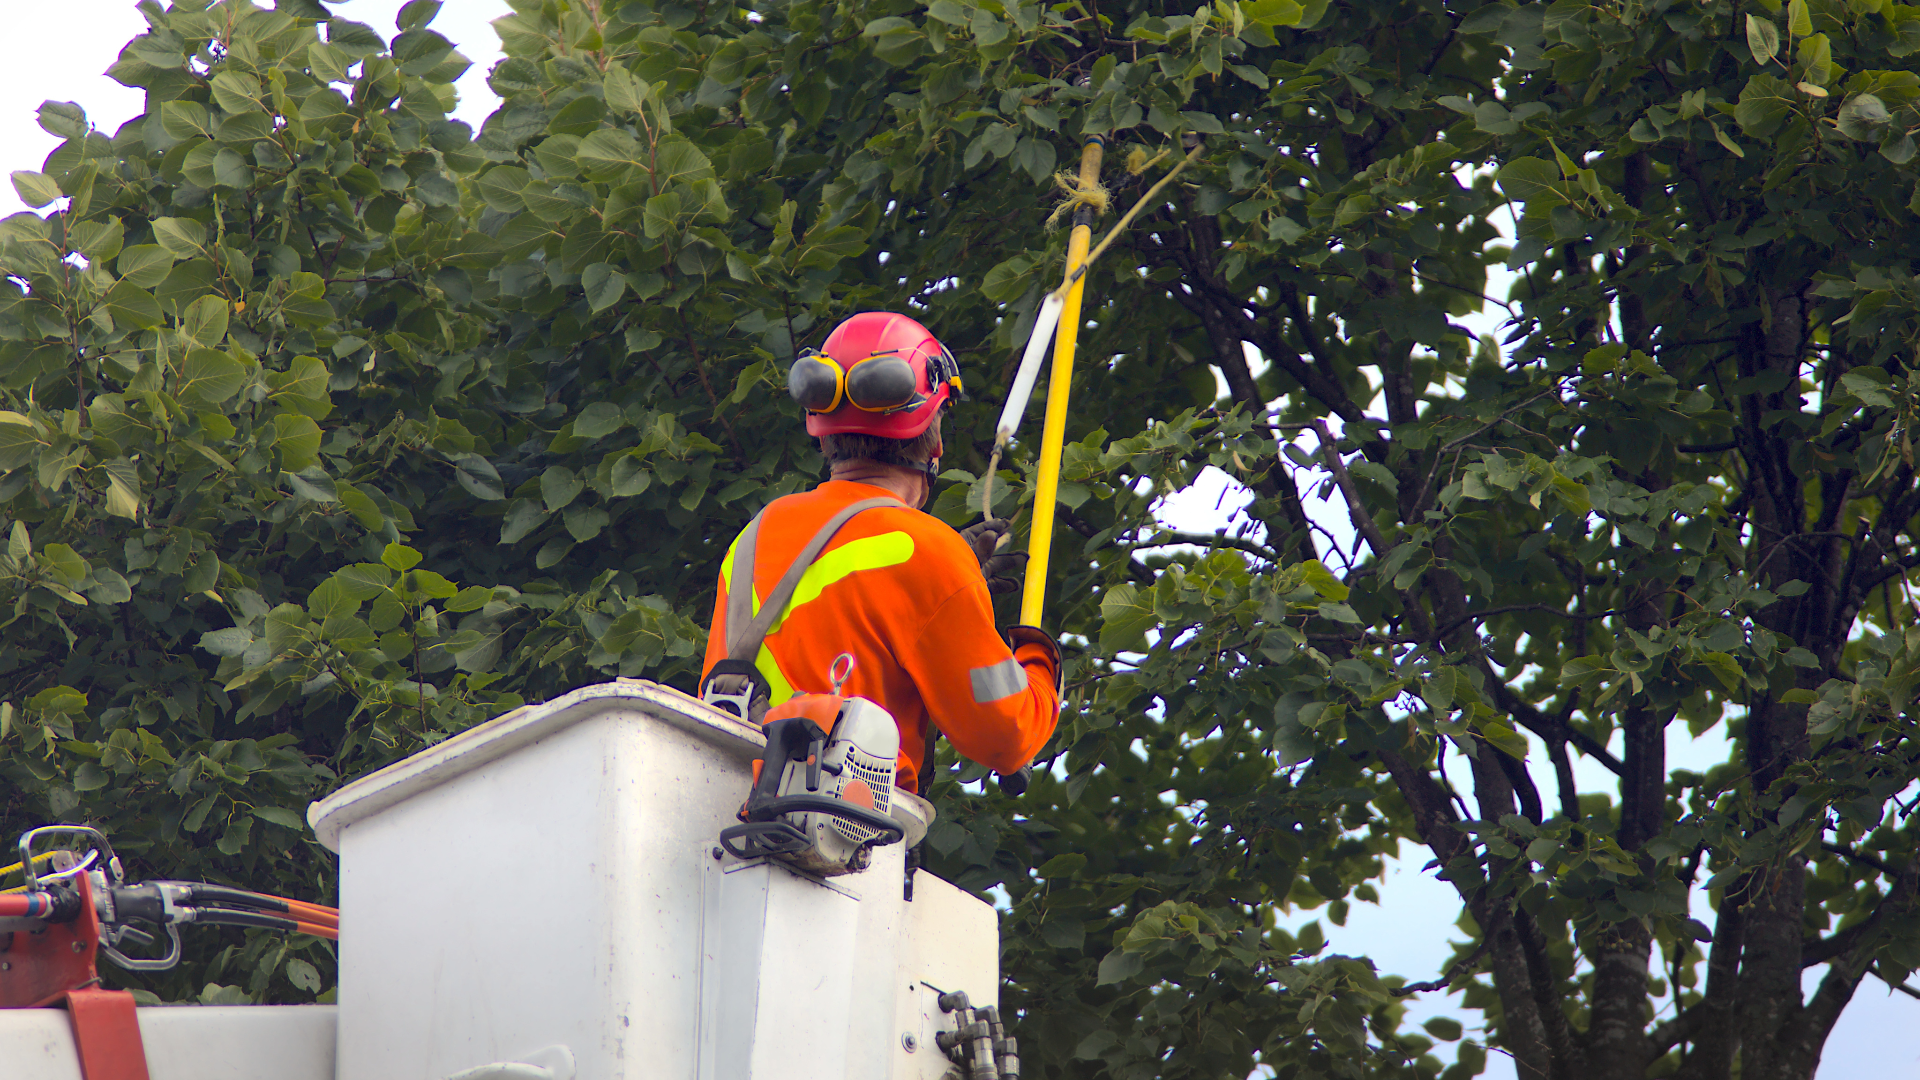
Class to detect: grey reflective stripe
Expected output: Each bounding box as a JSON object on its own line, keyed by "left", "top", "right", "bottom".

{"left": 724, "top": 512, "right": 764, "bottom": 660}
{"left": 969, "top": 657, "right": 1026, "bottom": 704}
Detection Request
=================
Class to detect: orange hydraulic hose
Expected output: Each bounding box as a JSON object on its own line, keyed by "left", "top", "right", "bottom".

{"left": 283, "top": 899, "right": 338, "bottom": 926}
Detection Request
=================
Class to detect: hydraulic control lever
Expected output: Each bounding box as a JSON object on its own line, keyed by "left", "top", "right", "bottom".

{"left": 1, "top": 824, "right": 340, "bottom": 985}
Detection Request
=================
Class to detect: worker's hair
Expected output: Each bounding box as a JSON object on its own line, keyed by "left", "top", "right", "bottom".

{"left": 818, "top": 414, "right": 944, "bottom": 469}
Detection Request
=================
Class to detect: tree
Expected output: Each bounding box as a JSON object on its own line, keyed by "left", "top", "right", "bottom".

{"left": 2, "top": 0, "right": 1917, "bottom": 1078}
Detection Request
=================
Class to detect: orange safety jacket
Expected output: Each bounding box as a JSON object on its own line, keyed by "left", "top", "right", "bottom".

{"left": 702, "top": 480, "right": 1059, "bottom": 792}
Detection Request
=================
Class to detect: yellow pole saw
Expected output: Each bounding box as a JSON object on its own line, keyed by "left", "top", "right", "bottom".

{"left": 989, "top": 138, "right": 1207, "bottom": 627}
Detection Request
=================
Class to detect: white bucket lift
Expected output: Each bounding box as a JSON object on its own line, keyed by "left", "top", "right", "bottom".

{"left": 0, "top": 680, "right": 1004, "bottom": 1080}
{"left": 309, "top": 678, "right": 1000, "bottom": 1080}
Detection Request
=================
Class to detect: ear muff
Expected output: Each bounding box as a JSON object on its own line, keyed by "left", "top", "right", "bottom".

{"left": 789, "top": 351, "right": 846, "bottom": 413}
{"left": 846, "top": 354, "right": 920, "bottom": 412}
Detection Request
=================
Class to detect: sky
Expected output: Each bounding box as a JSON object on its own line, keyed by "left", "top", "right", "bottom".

{"left": 1, "top": 2, "right": 1911, "bottom": 1075}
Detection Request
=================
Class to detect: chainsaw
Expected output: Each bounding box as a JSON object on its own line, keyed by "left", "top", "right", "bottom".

{"left": 719, "top": 655, "right": 906, "bottom": 876}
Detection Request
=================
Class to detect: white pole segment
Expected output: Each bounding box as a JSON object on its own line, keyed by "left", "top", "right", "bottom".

{"left": 993, "top": 292, "right": 1065, "bottom": 444}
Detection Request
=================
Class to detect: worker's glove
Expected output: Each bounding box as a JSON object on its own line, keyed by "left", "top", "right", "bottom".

{"left": 960, "top": 518, "right": 1027, "bottom": 595}
{"left": 1002, "top": 624, "right": 1063, "bottom": 696}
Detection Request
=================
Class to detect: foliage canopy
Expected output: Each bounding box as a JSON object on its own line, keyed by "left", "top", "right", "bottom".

{"left": 3, "top": 0, "right": 1919, "bottom": 1078}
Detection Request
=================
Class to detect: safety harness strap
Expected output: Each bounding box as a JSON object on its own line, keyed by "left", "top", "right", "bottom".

{"left": 725, "top": 496, "right": 899, "bottom": 663}
{"left": 704, "top": 496, "right": 900, "bottom": 720}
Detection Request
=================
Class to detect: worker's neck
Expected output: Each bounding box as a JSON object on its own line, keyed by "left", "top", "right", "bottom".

{"left": 830, "top": 459, "right": 929, "bottom": 509}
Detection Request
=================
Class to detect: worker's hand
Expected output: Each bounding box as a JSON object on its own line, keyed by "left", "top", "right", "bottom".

{"left": 1003, "top": 624, "right": 1063, "bottom": 695}
{"left": 960, "top": 518, "right": 1027, "bottom": 594}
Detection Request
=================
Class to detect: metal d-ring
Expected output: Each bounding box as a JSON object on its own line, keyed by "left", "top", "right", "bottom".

{"left": 829, "top": 652, "right": 856, "bottom": 696}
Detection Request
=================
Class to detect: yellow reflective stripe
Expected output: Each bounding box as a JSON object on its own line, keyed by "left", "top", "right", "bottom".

{"left": 719, "top": 530, "right": 917, "bottom": 701}
{"left": 754, "top": 642, "right": 795, "bottom": 703}
{"left": 779, "top": 533, "right": 915, "bottom": 620}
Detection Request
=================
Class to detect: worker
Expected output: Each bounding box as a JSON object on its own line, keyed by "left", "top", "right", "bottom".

{"left": 699, "top": 311, "right": 1061, "bottom": 794}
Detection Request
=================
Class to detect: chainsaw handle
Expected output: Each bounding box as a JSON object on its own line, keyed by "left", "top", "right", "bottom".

{"left": 743, "top": 794, "right": 906, "bottom": 847}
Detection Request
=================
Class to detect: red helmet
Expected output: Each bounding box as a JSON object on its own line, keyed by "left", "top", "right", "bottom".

{"left": 789, "top": 312, "right": 964, "bottom": 440}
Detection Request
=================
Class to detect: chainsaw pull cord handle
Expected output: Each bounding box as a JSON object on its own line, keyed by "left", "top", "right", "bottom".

{"left": 702, "top": 498, "right": 899, "bottom": 719}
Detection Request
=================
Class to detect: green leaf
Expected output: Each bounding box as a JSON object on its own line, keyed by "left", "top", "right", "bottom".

{"left": 73, "top": 762, "right": 110, "bottom": 792}
{"left": 1181, "top": 111, "right": 1226, "bottom": 135}
{"left": 1745, "top": 13, "right": 1780, "bottom": 66}
{"left": 115, "top": 245, "right": 176, "bottom": 288}
{"left": 1298, "top": 559, "right": 1349, "bottom": 600}
{"left": 1317, "top": 601, "right": 1361, "bottom": 624}
{"left": 535, "top": 536, "right": 573, "bottom": 569}
{"left": 100, "top": 459, "right": 141, "bottom": 519}
{"left": 252, "top": 806, "right": 307, "bottom": 831}
{"left": 1037, "top": 853, "right": 1088, "bottom": 877}
{"left": 1098, "top": 583, "right": 1157, "bottom": 651}
{"left": 1837, "top": 94, "right": 1891, "bottom": 141}
{"left": 151, "top": 217, "right": 206, "bottom": 258}
{"left": 199, "top": 627, "right": 255, "bottom": 657}
{"left": 37, "top": 101, "right": 87, "bottom": 140}
{"left": 604, "top": 65, "right": 650, "bottom": 114}
{"left": 381, "top": 543, "right": 423, "bottom": 572}
{"left": 452, "top": 454, "right": 505, "bottom": 501}
{"left": 307, "top": 578, "right": 359, "bottom": 621}
{"left": 446, "top": 586, "right": 493, "bottom": 613}
{"left": 1096, "top": 948, "right": 1145, "bottom": 986}
{"left": 9, "top": 171, "right": 62, "bottom": 209}
{"left": 102, "top": 280, "right": 163, "bottom": 330}
{"left": 1241, "top": 0, "right": 1304, "bottom": 25}
{"left": 210, "top": 72, "right": 263, "bottom": 114}
{"left": 542, "top": 466, "right": 584, "bottom": 512}
{"left": 1495, "top": 157, "right": 1564, "bottom": 205}
{"left": 179, "top": 294, "right": 230, "bottom": 348}
{"left": 30, "top": 684, "right": 87, "bottom": 715}
{"left": 500, "top": 500, "right": 547, "bottom": 545}
{"left": 85, "top": 568, "right": 131, "bottom": 604}
{"left": 980, "top": 256, "right": 1034, "bottom": 304}
{"left": 392, "top": 29, "right": 454, "bottom": 76}
{"left": 334, "top": 563, "right": 394, "bottom": 600}
{"left": 1796, "top": 32, "right": 1832, "bottom": 87}
{"left": 582, "top": 262, "right": 626, "bottom": 312}
{"left": 273, "top": 413, "right": 323, "bottom": 472}
{"left": 1735, "top": 75, "right": 1796, "bottom": 137}
{"left": 161, "top": 100, "right": 213, "bottom": 141}
{"left": 1271, "top": 693, "right": 1316, "bottom": 766}
{"left": 285, "top": 958, "right": 321, "bottom": 993}
{"left": 329, "top": 18, "right": 387, "bottom": 57}
{"left": 216, "top": 814, "right": 252, "bottom": 856}
{"left": 409, "top": 569, "right": 458, "bottom": 599}
{"left": 575, "top": 128, "right": 643, "bottom": 173}
{"left": 0, "top": 414, "right": 44, "bottom": 472}
{"left": 574, "top": 402, "right": 624, "bottom": 439}
{"left": 74, "top": 217, "right": 124, "bottom": 262}
{"left": 39, "top": 543, "right": 88, "bottom": 586}
{"left": 1479, "top": 722, "right": 1529, "bottom": 760}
